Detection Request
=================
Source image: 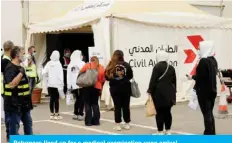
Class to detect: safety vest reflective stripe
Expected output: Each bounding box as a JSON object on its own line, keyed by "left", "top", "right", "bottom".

{"left": 25, "top": 64, "right": 37, "bottom": 78}
{"left": 18, "top": 84, "right": 29, "bottom": 89}
{"left": 4, "top": 83, "right": 30, "bottom": 96}
{"left": 1, "top": 74, "right": 4, "bottom": 94}
{"left": 4, "top": 92, "right": 11, "bottom": 96}
{"left": 5, "top": 84, "right": 29, "bottom": 89}
{"left": 1, "top": 55, "right": 11, "bottom": 95}
{"left": 4, "top": 91, "right": 30, "bottom": 96}
{"left": 18, "top": 91, "right": 30, "bottom": 96}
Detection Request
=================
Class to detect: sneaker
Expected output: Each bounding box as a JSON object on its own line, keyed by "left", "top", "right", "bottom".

{"left": 152, "top": 131, "right": 164, "bottom": 135}
{"left": 113, "top": 125, "right": 122, "bottom": 131}
{"left": 122, "top": 123, "right": 131, "bottom": 130}
{"left": 77, "top": 115, "right": 84, "bottom": 121}
{"left": 165, "top": 130, "right": 172, "bottom": 135}
{"left": 72, "top": 115, "right": 78, "bottom": 120}
{"left": 50, "top": 114, "right": 55, "bottom": 120}
{"left": 54, "top": 114, "right": 63, "bottom": 120}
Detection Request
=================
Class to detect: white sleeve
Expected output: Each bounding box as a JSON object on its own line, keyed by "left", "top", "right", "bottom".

{"left": 67, "top": 65, "right": 71, "bottom": 89}
{"left": 80, "top": 62, "right": 85, "bottom": 69}
{"left": 42, "top": 64, "right": 49, "bottom": 88}
{"left": 58, "top": 63, "right": 64, "bottom": 87}
{"left": 42, "top": 62, "right": 49, "bottom": 75}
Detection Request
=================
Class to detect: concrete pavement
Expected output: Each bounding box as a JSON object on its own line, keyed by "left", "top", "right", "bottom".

{"left": 1, "top": 98, "right": 232, "bottom": 142}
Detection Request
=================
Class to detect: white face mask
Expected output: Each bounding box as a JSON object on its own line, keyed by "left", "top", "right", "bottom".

{"left": 65, "top": 53, "right": 71, "bottom": 58}
{"left": 19, "top": 55, "right": 26, "bottom": 62}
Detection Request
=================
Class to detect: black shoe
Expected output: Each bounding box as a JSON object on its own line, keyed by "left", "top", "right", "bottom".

{"left": 92, "top": 121, "right": 100, "bottom": 126}
{"left": 92, "top": 123, "right": 100, "bottom": 126}
{"left": 85, "top": 124, "right": 92, "bottom": 126}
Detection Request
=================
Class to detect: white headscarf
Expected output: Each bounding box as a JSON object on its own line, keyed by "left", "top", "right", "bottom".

{"left": 69, "top": 50, "right": 82, "bottom": 66}
{"left": 50, "top": 50, "right": 60, "bottom": 61}
{"left": 199, "top": 41, "right": 215, "bottom": 58}
{"left": 156, "top": 51, "right": 169, "bottom": 62}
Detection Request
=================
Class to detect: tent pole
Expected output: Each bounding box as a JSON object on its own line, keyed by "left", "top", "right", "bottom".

{"left": 107, "top": 15, "right": 114, "bottom": 110}
{"left": 109, "top": 15, "right": 114, "bottom": 56}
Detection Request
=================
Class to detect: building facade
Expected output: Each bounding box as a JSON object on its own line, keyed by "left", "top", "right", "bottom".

{"left": 1, "top": 1, "right": 23, "bottom": 47}
{"left": 1, "top": 0, "right": 232, "bottom": 47}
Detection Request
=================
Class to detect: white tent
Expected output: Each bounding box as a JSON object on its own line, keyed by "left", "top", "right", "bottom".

{"left": 26, "top": 0, "right": 232, "bottom": 106}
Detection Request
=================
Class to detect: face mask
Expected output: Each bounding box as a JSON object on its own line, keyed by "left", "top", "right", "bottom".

{"left": 65, "top": 53, "right": 71, "bottom": 58}
{"left": 19, "top": 55, "right": 26, "bottom": 62}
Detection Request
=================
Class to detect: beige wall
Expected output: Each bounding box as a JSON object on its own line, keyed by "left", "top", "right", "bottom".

{"left": 1, "top": 1, "right": 23, "bottom": 46}
{"left": 28, "top": 1, "right": 83, "bottom": 23}
{"left": 223, "top": 1, "right": 232, "bottom": 18}
{"left": 187, "top": 0, "right": 232, "bottom": 18}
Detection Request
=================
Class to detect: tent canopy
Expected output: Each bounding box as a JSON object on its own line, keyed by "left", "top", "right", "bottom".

{"left": 29, "top": 0, "right": 231, "bottom": 34}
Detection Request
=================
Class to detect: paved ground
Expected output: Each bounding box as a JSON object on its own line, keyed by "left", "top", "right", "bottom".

{"left": 1, "top": 97, "right": 232, "bottom": 142}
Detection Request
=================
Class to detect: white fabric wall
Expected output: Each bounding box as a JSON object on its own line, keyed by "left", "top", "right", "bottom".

{"left": 112, "top": 18, "right": 232, "bottom": 105}
{"left": 209, "top": 29, "right": 232, "bottom": 68}
{"left": 27, "top": 33, "right": 47, "bottom": 94}
{"left": 91, "top": 18, "right": 113, "bottom": 106}
{"left": 1, "top": 1, "right": 23, "bottom": 46}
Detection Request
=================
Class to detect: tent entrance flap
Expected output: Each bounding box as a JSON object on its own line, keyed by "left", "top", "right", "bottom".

{"left": 45, "top": 32, "right": 94, "bottom": 66}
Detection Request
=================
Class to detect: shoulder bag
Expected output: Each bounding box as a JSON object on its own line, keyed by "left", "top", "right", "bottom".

{"left": 76, "top": 63, "right": 98, "bottom": 87}
{"left": 158, "top": 62, "right": 170, "bottom": 81}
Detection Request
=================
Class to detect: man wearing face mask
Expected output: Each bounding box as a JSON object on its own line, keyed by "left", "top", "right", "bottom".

{"left": 25, "top": 47, "right": 38, "bottom": 101}
{"left": 61, "top": 48, "right": 71, "bottom": 94}
{"left": 3, "top": 46, "right": 33, "bottom": 138}
{"left": 28, "top": 46, "right": 36, "bottom": 64}
{"left": 1, "top": 41, "right": 27, "bottom": 141}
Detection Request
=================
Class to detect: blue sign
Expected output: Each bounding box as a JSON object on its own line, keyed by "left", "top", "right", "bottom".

{"left": 11, "top": 135, "right": 232, "bottom": 143}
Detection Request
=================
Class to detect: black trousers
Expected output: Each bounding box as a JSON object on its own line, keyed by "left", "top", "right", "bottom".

{"left": 48, "top": 87, "right": 59, "bottom": 114}
{"left": 198, "top": 95, "right": 216, "bottom": 135}
{"left": 72, "top": 88, "right": 84, "bottom": 116}
{"left": 28, "top": 77, "right": 36, "bottom": 96}
{"left": 63, "top": 69, "right": 67, "bottom": 94}
{"left": 111, "top": 90, "right": 131, "bottom": 123}
{"left": 82, "top": 87, "right": 100, "bottom": 125}
{"left": 155, "top": 106, "right": 172, "bottom": 131}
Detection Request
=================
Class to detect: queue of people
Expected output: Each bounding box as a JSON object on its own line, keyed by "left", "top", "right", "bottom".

{"left": 1, "top": 39, "right": 220, "bottom": 141}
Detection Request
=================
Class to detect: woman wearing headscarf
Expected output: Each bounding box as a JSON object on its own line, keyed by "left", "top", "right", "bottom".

{"left": 147, "top": 51, "right": 176, "bottom": 135}
{"left": 80, "top": 56, "right": 105, "bottom": 126}
{"left": 193, "top": 41, "right": 218, "bottom": 135}
{"left": 105, "top": 50, "right": 133, "bottom": 131}
{"left": 42, "top": 50, "right": 64, "bottom": 120}
{"left": 67, "top": 50, "right": 85, "bottom": 121}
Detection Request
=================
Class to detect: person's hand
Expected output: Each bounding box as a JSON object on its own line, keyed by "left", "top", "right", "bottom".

{"left": 8, "top": 79, "right": 19, "bottom": 88}
{"left": 8, "top": 82, "right": 16, "bottom": 88}
{"left": 36, "top": 76, "right": 40, "bottom": 84}
{"left": 186, "top": 75, "right": 192, "bottom": 80}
